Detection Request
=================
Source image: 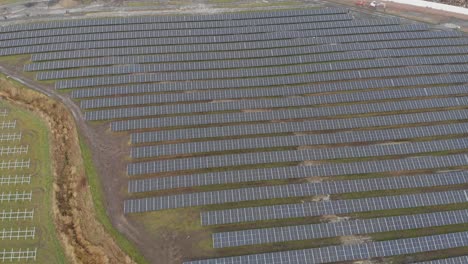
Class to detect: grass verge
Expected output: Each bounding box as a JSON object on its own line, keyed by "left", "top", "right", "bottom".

{"left": 79, "top": 139, "right": 148, "bottom": 264}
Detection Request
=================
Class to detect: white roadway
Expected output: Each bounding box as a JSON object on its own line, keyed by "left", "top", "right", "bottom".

{"left": 383, "top": 0, "right": 468, "bottom": 15}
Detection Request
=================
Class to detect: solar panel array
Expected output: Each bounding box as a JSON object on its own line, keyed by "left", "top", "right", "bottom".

{"left": 2, "top": 14, "right": 354, "bottom": 43}
{"left": 37, "top": 51, "right": 468, "bottom": 81}
{"left": 92, "top": 81, "right": 468, "bottom": 117}
{"left": 185, "top": 231, "right": 468, "bottom": 264}
{"left": 128, "top": 137, "right": 468, "bottom": 174}
{"left": 33, "top": 30, "right": 463, "bottom": 62}
{"left": 4, "top": 7, "right": 468, "bottom": 263}
{"left": 0, "top": 8, "right": 349, "bottom": 33}
{"left": 56, "top": 62, "right": 468, "bottom": 89}
{"left": 200, "top": 190, "right": 468, "bottom": 226}
{"left": 212, "top": 209, "right": 468, "bottom": 248}
{"left": 112, "top": 96, "right": 468, "bottom": 131}
{"left": 128, "top": 154, "right": 468, "bottom": 192}
{"left": 4, "top": 14, "right": 358, "bottom": 42}
{"left": 30, "top": 40, "right": 468, "bottom": 73}
{"left": 86, "top": 85, "right": 468, "bottom": 120}
{"left": 131, "top": 122, "right": 468, "bottom": 158}
{"left": 73, "top": 73, "right": 468, "bottom": 99}
{"left": 124, "top": 172, "right": 468, "bottom": 212}
{"left": 417, "top": 256, "right": 468, "bottom": 264}
{"left": 130, "top": 109, "right": 468, "bottom": 143}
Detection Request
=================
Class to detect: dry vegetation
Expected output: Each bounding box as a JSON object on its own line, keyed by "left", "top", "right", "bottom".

{"left": 0, "top": 74, "right": 134, "bottom": 264}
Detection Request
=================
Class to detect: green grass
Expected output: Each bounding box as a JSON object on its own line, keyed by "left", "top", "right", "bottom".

{"left": 79, "top": 140, "right": 148, "bottom": 264}
{"left": 0, "top": 100, "right": 66, "bottom": 263}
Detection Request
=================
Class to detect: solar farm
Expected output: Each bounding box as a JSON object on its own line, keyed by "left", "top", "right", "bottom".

{"left": 1, "top": 3, "right": 468, "bottom": 264}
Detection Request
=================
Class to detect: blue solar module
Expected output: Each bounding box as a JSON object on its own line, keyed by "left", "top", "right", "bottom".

{"left": 415, "top": 256, "right": 468, "bottom": 264}
{"left": 127, "top": 138, "right": 468, "bottom": 175}
{"left": 212, "top": 209, "right": 468, "bottom": 248}
{"left": 183, "top": 231, "right": 468, "bottom": 264}
{"left": 124, "top": 172, "right": 468, "bottom": 212}
{"left": 199, "top": 190, "right": 468, "bottom": 225}
{"left": 112, "top": 96, "right": 468, "bottom": 131}
{"left": 128, "top": 154, "right": 468, "bottom": 192}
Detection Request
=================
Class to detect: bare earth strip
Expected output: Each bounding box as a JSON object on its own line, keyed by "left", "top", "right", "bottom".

{"left": 0, "top": 74, "right": 134, "bottom": 264}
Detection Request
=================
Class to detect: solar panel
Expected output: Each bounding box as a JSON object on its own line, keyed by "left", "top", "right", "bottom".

{"left": 199, "top": 190, "right": 468, "bottom": 226}
{"left": 130, "top": 109, "right": 468, "bottom": 144}
{"left": 31, "top": 40, "right": 468, "bottom": 73}
{"left": 212, "top": 209, "right": 468, "bottom": 248}
{"left": 56, "top": 59, "right": 466, "bottom": 89}
{"left": 1, "top": 13, "right": 353, "bottom": 41}
{"left": 128, "top": 154, "right": 468, "bottom": 192}
{"left": 32, "top": 31, "right": 464, "bottom": 62}
{"left": 184, "top": 231, "right": 468, "bottom": 263}
{"left": 112, "top": 96, "right": 468, "bottom": 131}
{"left": 1, "top": 24, "right": 425, "bottom": 56}
{"left": 3, "top": 15, "right": 370, "bottom": 49}
{"left": 72, "top": 73, "right": 468, "bottom": 99}
{"left": 130, "top": 122, "right": 468, "bottom": 158}
{"left": 0, "top": 8, "right": 349, "bottom": 34}
{"left": 416, "top": 256, "right": 468, "bottom": 264}
{"left": 124, "top": 172, "right": 468, "bottom": 212}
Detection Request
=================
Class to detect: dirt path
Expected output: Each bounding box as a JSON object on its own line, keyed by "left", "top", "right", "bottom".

{"left": 0, "top": 67, "right": 146, "bottom": 263}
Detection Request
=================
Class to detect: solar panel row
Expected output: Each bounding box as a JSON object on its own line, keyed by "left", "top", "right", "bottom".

{"left": 131, "top": 122, "right": 468, "bottom": 158}
{"left": 416, "top": 256, "right": 468, "bottom": 264}
{"left": 131, "top": 109, "right": 468, "bottom": 144}
{"left": 0, "top": 8, "right": 348, "bottom": 33}
{"left": 112, "top": 96, "right": 468, "bottom": 131}
{"left": 127, "top": 138, "right": 468, "bottom": 174}
{"left": 86, "top": 85, "right": 468, "bottom": 121}
{"left": 74, "top": 72, "right": 468, "bottom": 100}
{"left": 124, "top": 172, "right": 468, "bottom": 212}
{"left": 200, "top": 190, "right": 468, "bottom": 225}
{"left": 29, "top": 37, "right": 468, "bottom": 72}
{"left": 32, "top": 30, "right": 462, "bottom": 62}
{"left": 56, "top": 63, "right": 468, "bottom": 89}
{"left": 1, "top": 24, "right": 426, "bottom": 56}
{"left": 128, "top": 154, "right": 468, "bottom": 192}
{"left": 184, "top": 231, "right": 468, "bottom": 264}
{"left": 212, "top": 209, "right": 468, "bottom": 248}
{"left": 0, "top": 14, "right": 353, "bottom": 41}
{"left": 2, "top": 15, "right": 368, "bottom": 49}
{"left": 38, "top": 50, "right": 468, "bottom": 80}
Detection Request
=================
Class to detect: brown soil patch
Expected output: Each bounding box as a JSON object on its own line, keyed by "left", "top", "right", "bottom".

{"left": 302, "top": 194, "right": 330, "bottom": 203}
{"left": 211, "top": 99, "right": 238, "bottom": 103}
{"left": 339, "top": 235, "right": 372, "bottom": 245}
{"left": 304, "top": 176, "right": 326, "bottom": 183}
{"left": 0, "top": 77, "right": 133, "bottom": 264}
{"left": 353, "top": 260, "right": 378, "bottom": 264}
{"left": 241, "top": 108, "right": 272, "bottom": 113}
{"left": 321, "top": 214, "right": 350, "bottom": 223}
{"left": 300, "top": 160, "right": 328, "bottom": 166}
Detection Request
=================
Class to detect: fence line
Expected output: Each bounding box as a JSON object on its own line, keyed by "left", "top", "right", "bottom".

{"left": 0, "top": 133, "right": 22, "bottom": 142}
{"left": 0, "top": 209, "right": 34, "bottom": 221}
{"left": 0, "top": 159, "right": 30, "bottom": 170}
{"left": 0, "top": 248, "right": 37, "bottom": 261}
{"left": 0, "top": 145, "right": 28, "bottom": 156}
{"left": 0, "top": 227, "right": 35, "bottom": 240}
{"left": 0, "top": 175, "right": 31, "bottom": 185}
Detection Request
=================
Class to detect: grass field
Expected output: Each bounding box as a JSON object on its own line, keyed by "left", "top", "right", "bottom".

{"left": 0, "top": 100, "right": 66, "bottom": 263}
